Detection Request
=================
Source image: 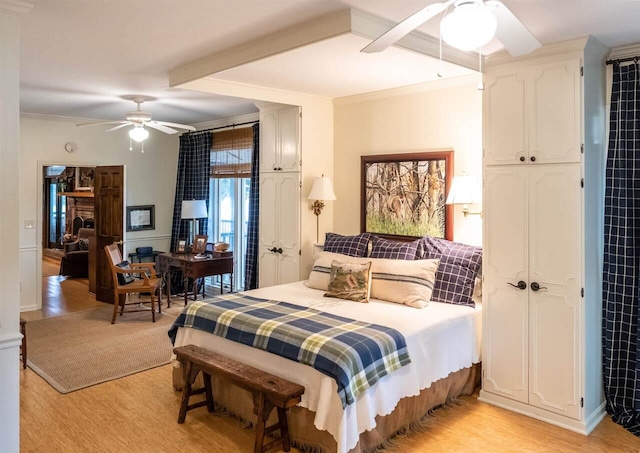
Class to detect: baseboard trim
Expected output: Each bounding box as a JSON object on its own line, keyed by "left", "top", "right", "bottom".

{"left": 584, "top": 401, "right": 607, "bottom": 434}
{"left": 478, "top": 390, "right": 602, "bottom": 435}
{"left": 20, "top": 304, "right": 38, "bottom": 312}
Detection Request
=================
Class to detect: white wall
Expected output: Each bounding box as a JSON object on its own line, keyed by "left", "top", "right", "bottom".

{"left": 333, "top": 76, "right": 483, "bottom": 246}
{"left": 19, "top": 115, "right": 179, "bottom": 311}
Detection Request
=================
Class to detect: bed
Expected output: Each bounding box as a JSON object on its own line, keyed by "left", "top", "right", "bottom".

{"left": 170, "top": 234, "right": 482, "bottom": 453}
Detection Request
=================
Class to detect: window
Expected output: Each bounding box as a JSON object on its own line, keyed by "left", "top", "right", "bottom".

{"left": 207, "top": 127, "right": 253, "bottom": 292}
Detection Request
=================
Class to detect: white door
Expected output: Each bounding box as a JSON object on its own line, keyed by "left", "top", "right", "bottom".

{"left": 528, "top": 164, "right": 581, "bottom": 419}
{"left": 278, "top": 106, "right": 301, "bottom": 172}
{"left": 277, "top": 172, "right": 301, "bottom": 284}
{"left": 260, "top": 110, "right": 279, "bottom": 172}
{"left": 528, "top": 59, "right": 582, "bottom": 164}
{"left": 483, "top": 167, "right": 529, "bottom": 403}
{"left": 258, "top": 174, "right": 278, "bottom": 287}
{"left": 484, "top": 68, "right": 527, "bottom": 166}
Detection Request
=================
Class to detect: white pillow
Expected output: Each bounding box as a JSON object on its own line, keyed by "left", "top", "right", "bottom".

{"left": 306, "top": 251, "right": 439, "bottom": 309}
{"left": 369, "top": 258, "right": 439, "bottom": 309}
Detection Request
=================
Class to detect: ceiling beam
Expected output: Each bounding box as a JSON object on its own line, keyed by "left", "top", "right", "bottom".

{"left": 169, "top": 8, "right": 478, "bottom": 88}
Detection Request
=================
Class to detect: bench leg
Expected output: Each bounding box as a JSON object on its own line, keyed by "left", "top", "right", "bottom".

{"left": 277, "top": 407, "right": 291, "bottom": 452}
{"left": 252, "top": 392, "right": 275, "bottom": 453}
{"left": 203, "top": 372, "right": 214, "bottom": 413}
{"left": 178, "top": 361, "right": 199, "bottom": 424}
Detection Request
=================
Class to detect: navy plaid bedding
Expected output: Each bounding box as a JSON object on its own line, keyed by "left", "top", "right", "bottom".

{"left": 168, "top": 293, "right": 411, "bottom": 407}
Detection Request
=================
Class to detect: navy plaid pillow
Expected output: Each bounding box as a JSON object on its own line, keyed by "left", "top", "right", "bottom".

{"left": 324, "top": 233, "right": 370, "bottom": 257}
{"left": 369, "top": 235, "right": 419, "bottom": 260}
{"left": 417, "top": 236, "right": 482, "bottom": 307}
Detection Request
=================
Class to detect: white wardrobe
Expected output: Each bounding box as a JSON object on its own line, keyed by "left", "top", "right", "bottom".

{"left": 479, "top": 37, "right": 609, "bottom": 434}
{"left": 258, "top": 104, "right": 301, "bottom": 288}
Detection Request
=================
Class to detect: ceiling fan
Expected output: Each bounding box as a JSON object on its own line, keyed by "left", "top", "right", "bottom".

{"left": 361, "top": 0, "right": 541, "bottom": 57}
{"left": 77, "top": 96, "right": 196, "bottom": 143}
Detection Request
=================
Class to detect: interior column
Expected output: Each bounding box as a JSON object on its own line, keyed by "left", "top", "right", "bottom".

{"left": 0, "top": 2, "right": 33, "bottom": 452}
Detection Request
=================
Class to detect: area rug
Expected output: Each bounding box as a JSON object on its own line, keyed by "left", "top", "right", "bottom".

{"left": 26, "top": 307, "right": 175, "bottom": 394}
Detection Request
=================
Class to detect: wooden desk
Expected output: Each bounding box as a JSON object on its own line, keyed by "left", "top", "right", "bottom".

{"left": 156, "top": 252, "right": 233, "bottom": 307}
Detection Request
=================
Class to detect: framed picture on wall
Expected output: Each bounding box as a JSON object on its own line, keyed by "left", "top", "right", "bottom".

{"left": 361, "top": 150, "right": 453, "bottom": 241}
{"left": 126, "top": 205, "right": 155, "bottom": 232}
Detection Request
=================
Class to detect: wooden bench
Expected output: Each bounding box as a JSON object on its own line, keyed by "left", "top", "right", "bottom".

{"left": 173, "top": 344, "right": 305, "bottom": 453}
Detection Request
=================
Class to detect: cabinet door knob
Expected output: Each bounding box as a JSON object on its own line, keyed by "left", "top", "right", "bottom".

{"left": 530, "top": 156, "right": 536, "bottom": 162}
{"left": 531, "top": 282, "right": 547, "bottom": 291}
{"left": 507, "top": 281, "right": 527, "bottom": 290}
{"left": 519, "top": 156, "right": 525, "bottom": 162}
{"left": 268, "top": 247, "right": 278, "bottom": 253}
{"left": 277, "top": 248, "right": 283, "bottom": 254}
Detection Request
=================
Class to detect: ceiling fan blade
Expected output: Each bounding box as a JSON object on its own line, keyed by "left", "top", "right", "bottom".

{"left": 145, "top": 122, "right": 179, "bottom": 134}
{"left": 105, "top": 123, "right": 132, "bottom": 132}
{"left": 76, "top": 120, "right": 128, "bottom": 127}
{"left": 152, "top": 120, "right": 196, "bottom": 131}
{"left": 488, "top": 1, "right": 541, "bottom": 56}
{"left": 361, "top": 0, "right": 454, "bottom": 53}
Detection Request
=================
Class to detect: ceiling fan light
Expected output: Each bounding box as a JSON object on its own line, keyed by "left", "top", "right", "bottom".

{"left": 441, "top": 2, "right": 497, "bottom": 51}
{"left": 129, "top": 126, "right": 149, "bottom": 142}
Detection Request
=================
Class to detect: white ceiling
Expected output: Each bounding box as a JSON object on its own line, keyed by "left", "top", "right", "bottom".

{"left": 20, "top": 0, "right": 640, "bottom": 125}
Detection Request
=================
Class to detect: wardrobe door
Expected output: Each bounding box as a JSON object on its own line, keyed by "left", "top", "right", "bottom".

{"left": 276, "top": 172, "right": 301, "bottom": 285}
{"left": 258, "top": 174, "right": 278, "bottom": 288}
{"left": 528, "top": 164, "right": 582, "bottom": 419}
{"left": 483, "top": 167, "right": 529, "bottom": 403}
{"left": 484, "top": 68, "right": 527, "bottom": 166}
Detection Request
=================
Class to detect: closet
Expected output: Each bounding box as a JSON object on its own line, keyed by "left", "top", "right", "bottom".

{"left": 480, "top": 37, "right": 609, "bottom": 434}
{"left": 258, "top": 104, "right": 301, "bottom": 287}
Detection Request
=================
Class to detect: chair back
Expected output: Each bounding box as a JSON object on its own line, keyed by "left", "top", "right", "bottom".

{"left": 104, "top": 243, "right": 124, "bottom": 288}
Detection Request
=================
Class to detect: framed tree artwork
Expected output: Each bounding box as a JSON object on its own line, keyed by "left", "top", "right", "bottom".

{"left": 361, "top": 150, "right": 453, "bottom": 241}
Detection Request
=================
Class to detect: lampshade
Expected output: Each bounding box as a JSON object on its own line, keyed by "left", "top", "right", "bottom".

{"left": 441, "top": 1, "right": 497, "bottom": 51}
{"left": 446, "top": 175, "right": 480, "bottom": 205}
{"left": 129, "top": 126, "right": 149, "bottom": 142}
{"left": 308, "top": 176, "right": 336, "bottom": 201}
{"left": 181, "top": 200, "right": 208, "bottom": 219}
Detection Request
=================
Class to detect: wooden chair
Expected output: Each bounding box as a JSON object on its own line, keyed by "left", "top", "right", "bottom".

{"left": 104, "top": 243, "right": 162, "bottom": 324}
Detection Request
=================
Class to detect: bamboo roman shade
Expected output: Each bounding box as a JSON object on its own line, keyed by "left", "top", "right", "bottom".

{"left": 210, "top": 127, "right": 253, "bottom": 178}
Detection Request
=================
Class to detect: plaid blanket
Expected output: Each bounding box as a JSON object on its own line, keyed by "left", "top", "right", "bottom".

{"left": 168, "top": 293, "right": 411, "bottom": 407}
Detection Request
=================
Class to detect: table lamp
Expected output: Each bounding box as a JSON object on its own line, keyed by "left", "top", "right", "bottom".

{"left": 181, "top": 200, "right": 208, "bottom": 249}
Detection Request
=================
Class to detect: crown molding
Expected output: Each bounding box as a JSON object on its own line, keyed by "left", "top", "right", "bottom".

{"left": 608, "top": 43, "right": 640, "bottom": 60}
{"left": 333, "top": 73, "right": 481, "bottom": 106}
{"left": 484, "top": 37, "right": 590, "bottom": 67}
{"left": 20, "top": 112, "right": 97, "bottom": 123}
{"left": 192, "top": 112, "right": 260, "bottom": 131}
{"left": 0, "top": 0, "right": 33, "bottom": 17}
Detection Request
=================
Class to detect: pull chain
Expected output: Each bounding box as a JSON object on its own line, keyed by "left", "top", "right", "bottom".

{"left": 477, "top": 46, "right": 484, "bottom": 91}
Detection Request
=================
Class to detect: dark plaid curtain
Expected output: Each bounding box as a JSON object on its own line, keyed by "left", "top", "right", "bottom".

{"left": 169, "top": 132, "right": 212, "bottom": 293}
{"left": 603, "top": 61, "right": 640, "bottom": 435}
{"left": 244, "top": 123, "right": 260, "bottom": 290}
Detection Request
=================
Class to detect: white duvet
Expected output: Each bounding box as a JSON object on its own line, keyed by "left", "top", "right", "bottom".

{"left": 172, "top": 281, "right": 482, "bottom": 453}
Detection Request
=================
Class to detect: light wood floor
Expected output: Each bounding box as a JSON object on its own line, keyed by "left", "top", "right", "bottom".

{"left": 20, "top": 261, "right": 640, "bottom": 452}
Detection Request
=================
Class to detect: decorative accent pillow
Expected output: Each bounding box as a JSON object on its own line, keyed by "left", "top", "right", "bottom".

{"left": 78, "top": 238, "right": 90, "bottom": 250}
{"left": 306, "top": 252, "right": 370, "bottom": 290}
{"left": 324, "top": 232, "right": 371, "bottom": 257}
{"left": 416, "top": 236, "right": 482, "bottom": 307}
{"left": 324, "top": 260, "right": 372, "bottom": 303}
{"left": 307, "top": 252, "right": 438, "bottom": 308}
{"left": 369, "top": 235, "right": 420, "bottom": 260}
{"left": 115, "top": 261, "right": 135, "bottom": 285}
{"left": 369, "top": 258, "right": 439, "bottom": 309}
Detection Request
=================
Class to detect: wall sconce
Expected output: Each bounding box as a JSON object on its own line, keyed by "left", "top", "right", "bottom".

{"left": 181, "top": 200, "right": 208, "bottom": 249}
{"left": 308, "top": 175, "right": 336, "bottom": 243}
{"left": 446, "top": 174, "right": 482, "bottom": 217}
